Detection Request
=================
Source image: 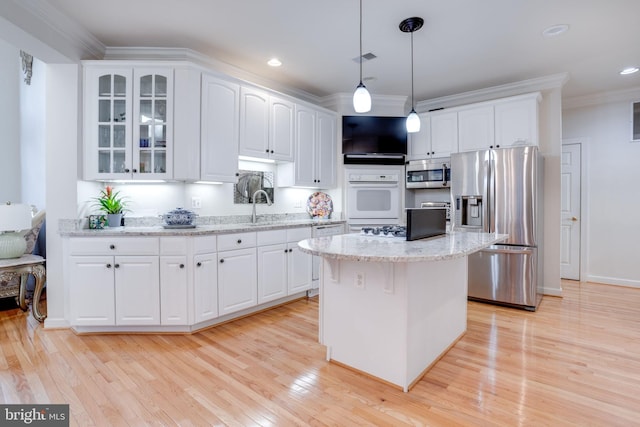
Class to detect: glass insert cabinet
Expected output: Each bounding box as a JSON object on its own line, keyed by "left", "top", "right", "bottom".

{"left": 84, "top": 66, "right": 174, "bottom": 180}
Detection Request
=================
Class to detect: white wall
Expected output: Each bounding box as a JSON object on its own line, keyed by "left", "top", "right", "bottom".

{"left": 563, "top": 96, "right": 640, "bottom": 287}
{"left": 0, "top": 38, "right": 21, "bottom": 204}
{"left": 77, "top": 160, "right": 341, "bottom": 221}
{"left": 20, "top": 56, "right": 46, "bottom": 210}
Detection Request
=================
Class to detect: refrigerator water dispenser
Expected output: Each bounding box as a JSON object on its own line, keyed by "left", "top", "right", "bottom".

{"left": 455, "top": 196, "right": 483, "bottom": 229}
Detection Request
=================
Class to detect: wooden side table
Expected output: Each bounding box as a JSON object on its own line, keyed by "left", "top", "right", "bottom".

{"left": 0, "top": 254, "right": 46, "bottom": 322}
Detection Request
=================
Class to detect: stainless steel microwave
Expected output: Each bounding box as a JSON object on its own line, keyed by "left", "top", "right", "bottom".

{"left": 406, "top": 158, "right": 451, "bottom": 189}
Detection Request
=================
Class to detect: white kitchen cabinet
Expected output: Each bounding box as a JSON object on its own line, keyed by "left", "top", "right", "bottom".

{"left": 257, "top": 229, "right": 288, "bottom": 304}
{"left": 68, "top": 237, "right": 160, "bottom": 327}
{"left": 114, "top": 255, "right": 160, "bottom": 325}
{"left": 257, "top": 227, "right": 312, "bottom": 302}
{"left": 269, "top": 95, "right": 295, "bottom": 161}
{"left": 407, "top": 113, "right": 432, "bottom": 160}
{"left": 193, "top": 235, "right": 218, "bottom": 323}
{"left": 239, "top": 86, "right": 270, "bottom": 159}
{"left": 69, "top": 255, "right": 116, "bottom": 326}
{"left": 316, "top": 110, "right": 338, "bottom": 188}
{"left": 159, "top": 255, "right": 189, "bottom": 325}
{"left": 239, "top": 87, "right": 295, "bottom": 162}
{"left": 430, "top": 111, "right": 459, "bottom": 156}
{"left": 173, "top": 66, "right": 202, "bottom": 181}
{"left": 200, "top": 73, "right": 240, "bottom": 183}
{"left": 83, "top": 64, "right": 174, "bottom": 180}
{"left": 458, "top": 105, "right": 494, "bottom": 152}
{"left": 278, "top": 104, "right": 337, "bottom": 188}
{"left": 257, "top": 243, "right": 288, "bottom": 304}
{"left": 218, "top": 247, "right": 257, "bottom": 316}
{"left": 494, "top": 94, "right": 539, "bottom": 147}
{"left": 286, "top": 227, "right": 312, "bottom": 294}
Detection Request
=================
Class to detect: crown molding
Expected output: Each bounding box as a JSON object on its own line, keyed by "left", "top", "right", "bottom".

{"left": 103, "top": 46, "right": 322, "bottom": 104}
{"left": 562, "top": 85, "right": 640, "bottom": 110}
{"left": 416, "top": 73, "right": 569, "bottom": 112}
{"left": 321, "top": 93, "right": 408, "bottom": 115}
{"left": 11, "top": 0, "right": 105, "bottom": 59}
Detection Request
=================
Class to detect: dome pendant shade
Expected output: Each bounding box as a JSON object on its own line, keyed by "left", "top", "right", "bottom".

{"left": 353, "top": 82, "right": 372, "bottom": 113}
{"left": 353, "top": 0, "right": 371, "bottom": 113}
{"left": 406, "top": 109, "right": 421, "bottom": 133}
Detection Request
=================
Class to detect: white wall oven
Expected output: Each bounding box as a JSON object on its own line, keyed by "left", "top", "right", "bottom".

{"left": 345, "top": 166, "right": 403, "bottom": 230}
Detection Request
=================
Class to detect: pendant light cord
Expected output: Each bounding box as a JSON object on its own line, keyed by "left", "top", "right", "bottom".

{"left": 359, "top": 0, "right": 363, "bottom": 83}
{"left": 410, "top": 30, "right": 415, "bottom": 109}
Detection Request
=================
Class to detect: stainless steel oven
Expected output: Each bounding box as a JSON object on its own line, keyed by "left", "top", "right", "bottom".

{"left": 345, "top": 166, "right": 403, "bottom": 228}
{"left": 406, "top": 158, "right": 451, "bottom": 189}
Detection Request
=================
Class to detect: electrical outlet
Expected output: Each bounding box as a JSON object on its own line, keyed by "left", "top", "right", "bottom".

{"left": 191, "top": 197, "right": 202, "bottom": 209}
{"left": 354, "top": 272, "right": 365, "bottom": 289}
{"left": 294, "top": 199, "right": 302, "bottom": 208}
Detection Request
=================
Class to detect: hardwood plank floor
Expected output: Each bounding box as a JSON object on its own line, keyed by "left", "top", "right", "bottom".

{"left": 1, "top": 280, "right": 640, "bottom": 426}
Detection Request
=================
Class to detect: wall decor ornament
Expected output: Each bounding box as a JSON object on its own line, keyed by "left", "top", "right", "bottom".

{"left": 20, "top": 50, "right": 33, "bottom": 85}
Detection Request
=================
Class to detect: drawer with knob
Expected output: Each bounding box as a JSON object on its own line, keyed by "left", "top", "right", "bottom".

{"left": 69, "top": 237, "right": 159, "bottom": 256}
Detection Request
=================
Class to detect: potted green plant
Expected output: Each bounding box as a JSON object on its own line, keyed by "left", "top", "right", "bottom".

{"left": 93, "top": 186, "right": 128, "bottom": 227}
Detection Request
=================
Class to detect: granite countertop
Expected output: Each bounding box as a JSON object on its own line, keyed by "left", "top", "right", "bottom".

{"left": 60, "top": 218, "right": 346, "bottom": 237}
{"left": 297, "top": 231, "right": 508, "bottom": 263}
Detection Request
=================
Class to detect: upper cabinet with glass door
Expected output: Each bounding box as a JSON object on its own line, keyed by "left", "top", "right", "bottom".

{"left": 133, "top": 68, "right": 173, "bottom": 179}
{"left": 83, "top": 64, "right": 174, "bottom": 180}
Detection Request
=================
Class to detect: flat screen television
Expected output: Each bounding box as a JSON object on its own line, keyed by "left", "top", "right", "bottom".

{"left": 342, "top": 116, "right": 407, "bottom": 164}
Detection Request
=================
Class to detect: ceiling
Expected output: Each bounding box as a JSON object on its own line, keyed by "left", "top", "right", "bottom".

{"left": 40, "top": 0, "right": 640, "bottom": 102}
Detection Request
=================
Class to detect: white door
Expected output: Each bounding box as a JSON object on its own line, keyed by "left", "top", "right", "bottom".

{"left": 560, "top": 143, "right": 581, "bottom": 280}
{"left": 257, "top": 244, "right": 288, "bottom": 304}
{"left": 288, "top": 244, "right": 312, "bottom": 294}
{"left": 159, "top": 255, "right": 188, "bottom": 325}
{"left": 193, "top": 252, "right": 219, "bottom": 323}
{"left": 114, "top": 255, "right": 160, "bottom": 325}
{"left": 218, "top": 248, "right": 257, "bottom": 316}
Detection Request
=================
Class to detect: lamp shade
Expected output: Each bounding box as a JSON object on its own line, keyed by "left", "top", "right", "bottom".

{"left": 0, "top": 203, "right": 32, "bottom": 232}
{"left": 353, "top": 82, "right": 372, "bottom": 113}
{"left": 406, "top": 109, "right": 421, "bottom": 133}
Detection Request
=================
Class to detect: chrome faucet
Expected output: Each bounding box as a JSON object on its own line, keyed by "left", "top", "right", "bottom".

{"left": 251, "top": 189, "right": 272, "bottom": 223}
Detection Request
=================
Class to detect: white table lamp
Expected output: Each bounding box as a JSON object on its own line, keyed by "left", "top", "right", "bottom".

{"left": 0, "top": 203, "right": 32, "bottom": 259}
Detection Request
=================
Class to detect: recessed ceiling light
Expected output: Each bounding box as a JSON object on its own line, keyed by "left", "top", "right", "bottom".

{"left": 620, "top": 67, "right": 639, "bottom": 75}
{"left": 267, "top": 58, "right": 282, "bottom": 67}
{"left": 542, "top": 24, "right": 569, "bottom": 37}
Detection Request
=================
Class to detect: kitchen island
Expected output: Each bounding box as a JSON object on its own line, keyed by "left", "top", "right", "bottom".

{"left": 298, "top": 231, "right": 507, "bottom": 392}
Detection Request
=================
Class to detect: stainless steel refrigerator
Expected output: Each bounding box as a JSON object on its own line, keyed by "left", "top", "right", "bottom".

{"left": 451, "top": 145, "right": 543, "bottom": 311}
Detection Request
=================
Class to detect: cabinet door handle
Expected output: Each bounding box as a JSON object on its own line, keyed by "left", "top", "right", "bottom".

{"left": 266, "top": 149, "right": 270, "bottom": 153}
{"left": 284, "top": 249, "right": 288, "bottom": 253}
{"left": 106, "top": 263, "right": 112, "bottom": 268}
{"left": 114, "top": 263, "right": 120, "bottom": 268}
{"left": 124, "top": 168, "right": 130, "bottom": 173}
{"left": 132, "top": 168, "right": 138, "bottom": 173}
{"left": 237, "top": 239, "right": 242, "bottom": 244}
{"left": 179, "top": 264, "right": 185, "bottom": 269}
{"left": 109, "top": 244, "right": 115, "bottom": 250}
{"left": 196, "top": 262, "right": 202, "bottom": 267}
{"left": 219, "top": 259, "right": 225, "bottom": 263}
{"left": 270, "top": 150, "right": 274, "bottom": 154}
{"left": 289, "top": 248, "right": 294, "bottom": 253}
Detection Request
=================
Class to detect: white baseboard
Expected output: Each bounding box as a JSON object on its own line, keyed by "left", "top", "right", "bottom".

{"left": 586, "top": 275, "right": 640, "bottom": 288}
{"left": 542, "top": 286, "right": 563, "bottom": 297}
{"left": 44, "top": 318, "right": 70, "bottom": 329}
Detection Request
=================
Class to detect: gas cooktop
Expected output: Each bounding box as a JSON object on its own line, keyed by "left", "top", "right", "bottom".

{"left": 360, "top": 225, "right": 407, "bottom": 238}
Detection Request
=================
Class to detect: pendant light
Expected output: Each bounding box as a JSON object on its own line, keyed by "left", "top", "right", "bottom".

{"left": 353, "top": 0, "right": 371, "bottom": 113}
{"left": 400, "top": 17, "right": 424, "bottom": 133}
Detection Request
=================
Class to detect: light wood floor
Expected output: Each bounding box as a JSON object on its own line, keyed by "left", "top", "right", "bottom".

{"left": 1, "top": 280, "right": 640, "bottom": 426}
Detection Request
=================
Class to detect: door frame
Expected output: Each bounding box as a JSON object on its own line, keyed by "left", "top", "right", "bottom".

{"left": 561, "top": 138, "right": 589, "bottom": 282}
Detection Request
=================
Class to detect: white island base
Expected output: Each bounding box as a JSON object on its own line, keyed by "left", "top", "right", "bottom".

{"left": 320, "top": 256, "right": 468, "bottom": 392}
